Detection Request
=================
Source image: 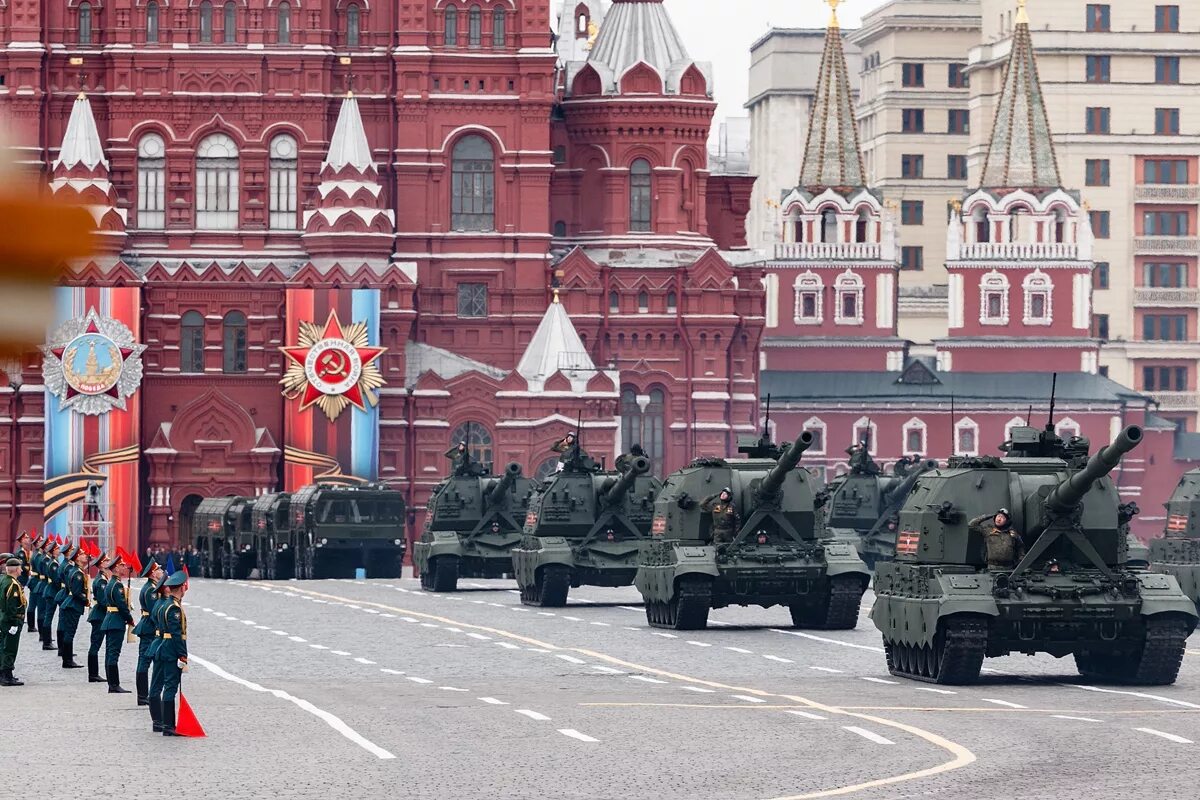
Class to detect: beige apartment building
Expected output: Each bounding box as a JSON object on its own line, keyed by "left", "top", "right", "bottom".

{"left": 747, "top": 0, "right": 1200, "bottom": 427}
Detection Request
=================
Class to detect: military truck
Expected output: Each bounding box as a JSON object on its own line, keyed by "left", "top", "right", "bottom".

{"left": 824, "top": 455, "right": 939, "bottom": 567}
{"left": 192, "top": 496, "right": 256, "bottom": 579}
{"left": 635, "top": 431, "right": 869, "bottom": 630}
{"left": 512, "top": 446, "right": 660, "bottom": 606}
{"left": 873, "top": 422, "right": 1197, "bottom": 685}
{"left": 287, "top": 485, "right": 406, "bottom": 579}
{"left": 1150, "top": 468, "right": 1200, "bottom": 608}
{"left": 415, "top": 461, "right": 534, "bottom": 592}
{"left": 250, "top": 492, "right": 293, "bottom": 580}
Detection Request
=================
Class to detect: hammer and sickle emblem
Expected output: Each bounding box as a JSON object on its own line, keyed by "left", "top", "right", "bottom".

{"left": 317, "top": 349, "right": 349, "bottom": 381}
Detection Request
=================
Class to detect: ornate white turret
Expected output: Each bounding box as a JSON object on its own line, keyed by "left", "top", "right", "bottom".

{"left": 49, "top": 92, "right": 126, "bottom": 254}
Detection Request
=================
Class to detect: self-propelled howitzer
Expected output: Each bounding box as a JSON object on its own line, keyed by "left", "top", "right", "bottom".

{"left": 872, "top": 424, "right": 1197, "bottom": 685}
{"left": 825, "top": 458, "right": 938, "bottom": 567}
{"left": 1150, "top": 467, "right": 1200, "bottom": 609}
{"left": 601, "top": 456, "right": 651, "bottom": 506}
{"left": 634, "top": 430, "right": 870, "bottom": 630}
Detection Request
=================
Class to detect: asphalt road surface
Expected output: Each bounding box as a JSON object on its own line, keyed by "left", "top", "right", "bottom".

{"left": 6, "top": 575, "right": 1200, "bottom": 799}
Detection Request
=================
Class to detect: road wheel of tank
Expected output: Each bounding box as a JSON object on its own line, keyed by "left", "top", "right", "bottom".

{"left": 430, "top": 556, "right": 460, "bottom": 593}
{"left": 883, "top": 640, "right": 897, "bottom": 672}
{"left": 821, "top": 575, "right": 866, "bottom": 630}
{"left": 661, "top": 576, "right": 711, "bottom": 631}
{"left": 533, "top": 564, "right": 570, "bottom": 607}
{"left": 419, "top": 565, "right": 435, "bottom": 591}
{"left": 1077, "top": 615, "right": 1190, "bottom": 686}
{"left": 930, "top": 617, "right": 987, "bottom": 685}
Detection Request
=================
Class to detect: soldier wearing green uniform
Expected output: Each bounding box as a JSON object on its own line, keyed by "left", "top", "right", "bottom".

{"left": 86, "top": 552, "right": 110, "bottom": 683}
{"left": 100, "top": 554, "right": 134, "bottom": 693}
{"left": 969, "top": 508, "right": 1027, "bottom": 571}
{"left": 15, "top": 532, "right": 34, "bottom": 632}
{"left": 57, "top": 546, "right": 90, "bottom": 670}
{"left": 701, "top": 488, "right": 740, "bottom": 544}
{"left": 149, "top": 570, "right": 189, "bottom": 737}
{"left": 28, "top": 537, "right": 45, "bottom": 639}
{"left": 1, "top": 555, "right": 28, "bottom": 686}
{"left": 132, "top": 558, "right": 164, "bottom": 706}
{"left": 39, "top": 539, "right": 62, "bottom": 650}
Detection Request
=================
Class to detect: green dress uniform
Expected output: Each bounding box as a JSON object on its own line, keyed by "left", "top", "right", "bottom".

{"left": 39, "top": 551, "right": 61, "bottom": 649}
{"left": 0, "top": 562, "right": 28, "bottom": 686}
{"left": 149, "top": 571, "right": 189, "bottom": 737}
{"left": 28, "top": 548, "right": 44, "bottom": 635}
{"left": 100, "top": 576, "right": 135, "bottom": 693}
{"left": 57, "top": 560, "right": 87, "bottom": 669}
{"left": 18, "top": 546, "right": 34, "bottom": 632}
{"left": 86, "top": 569, "right": 109, "bottom": 683}
{"left": 701, "top": 492, "right": 740, "bottom": 544}
{"left": 132, "top": 572, "right": 160, "bottom": 706}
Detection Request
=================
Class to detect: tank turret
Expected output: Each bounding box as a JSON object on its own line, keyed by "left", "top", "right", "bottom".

{"left": 824, "top": 456, "right": 938, "bottom": 567}
{"left": 1150, "top": 467, "right": 1200, "bottom": 608}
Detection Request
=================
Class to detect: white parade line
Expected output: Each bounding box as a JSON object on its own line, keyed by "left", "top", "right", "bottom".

{"left": 808, "top": 666, "right": 843, "bottom": 673}
{"left": 495, "top": 642, "right": 521, "bottom": 650}
{"left": 680, "top": 686, "right": 716, "bottom": 694}
{"left": 1136, "top": 728, "right": 1193, "bottom": 744}
{"left": 555, "top": 654, "right": 587, "bottom": 664}
{"left": 628, "top": 675, "right": 668, "bottom": 684}
{"left": 478, "top": 697, "right": 509, "bottom": 705}
{"left": 558, "top": 729, "right": 600, "bottom": 743}
{"left": 288, "top": 636, "right": 307, "bottom": 643}
{"left": 189, "top": 654, "right": 396, "bottom": 760}
{"left": 1065, "top": 683, "right": 1200, "bottom": 710}
{"left": 731, "top": 694, "right": 766, "bottom": 704}
{"left": 330, "top": 650, "right": 351, "bottom": 656}
{"left": 309, "top": 644, "right": 328, "bottom": 650}
{"left": 1051, "top": 715, "right": 1101, "bottom": 723}
{"left": 353, "top": 657, "right": 376, "bottom": 665}
{"left": 407, "top": 677, "right": 433, "bottom": 684}
{"left": 843, "top": 726, "right": 895, "bottom": 745}
{"left": 915, "top": 687, "right": 956, "bottom": 695}
{"left": 562, "top": 616, "right": 583, "bottom": 622}
{"left": 724, "top": 646, "right": 752, "bottom": 654}
{"left": 591, "top": 666, "right": 625, "bottom": 675}
{"left": 771, "top": 628, "right": 885, "bottom": 653}
{"left": 785, "top": 710, "right": 827, "bottom": 720}
{"left": 860, "top": 677, "right": 899, "bottom": 685}
{"left": 982, "top": 698, "right": 1026, "bottom": 709}
{"left": 515, "top": 709, "right": 551, "bottom": 721}
{"left": 763, "top": 654, "right": 793, "bottom": 663}
{"left": 380, "top": 668, "right": 405, "bottom": 675}
{"left": 686, "top": 641, "right": 713, "bottom": 648}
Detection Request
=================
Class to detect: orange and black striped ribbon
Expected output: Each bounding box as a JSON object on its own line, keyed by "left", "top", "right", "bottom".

{"left": 44, "top": 444, "right": 140, "bottom": 521}
{"left": 283, "top": 445, "right": 368, "bottom": 487}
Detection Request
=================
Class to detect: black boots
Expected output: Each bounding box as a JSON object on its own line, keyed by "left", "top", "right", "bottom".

{"left": 135, "top": 672, "right": 149, "bottom": 706}
{"left": 0, "top": 669, "right": 23, "bottom": 687}
{"left": 150, "top": 697, "right": 163, "bottom": 732}
{"left": 162, "top": 700, "right": 179, "bottom": 736}
{"left": 106, "top": 664, "right": 131, "bottom": 694}
{"left": 26, "top": 609, "right": 35, "bottom": 633}
{"left": 41, "top": 627, "right": 54, "bottom": 650}
{"left": 62, "top": 642, "right": 82, "bottom": 670}
{"left": 55, "top": 629, "right": 64, "bottom": 657}
{"left": 87, "top": 653, "right": 104, "bottom": 683}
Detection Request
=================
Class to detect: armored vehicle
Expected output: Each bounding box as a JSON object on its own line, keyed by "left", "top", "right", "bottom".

{"left": 873, "top": 423, "right": 1197, "bottom": 685}
{"left": 415, "top": 461, "right": 535, "bottom": 592}
{"left": 824, "top": 454, "right": 939, "bottom": 567}
{"left": 1150, "top": 469, "right": 1200, "bottom": 607}
{"left": 512, "top": 446, "right": 660, "bottom": 606}
{"left": 635, "top": 431, "right": 870, "bottom": 630}
{"left": 192, "top": 496, "right": 256, "bottom": 579}
{"left": 250, "top": 492, "right": 293, "bottom": 580}
{"left": 287, "top": 484, "right": 406, "bottom": 579}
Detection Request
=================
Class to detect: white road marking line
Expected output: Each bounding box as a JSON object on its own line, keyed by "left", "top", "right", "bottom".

{"left": 445, "top": 627, "right": 463, "bottom": 633}
{"left": 1136, "top": 727, "right": 1193, "bottom": 744}
{"left": 591, "top": 666, "right": 625, "bottom": 675}
{"left": 515, "top": 709, "right": 551, "bottom": 721}
{"left": 380, "top": 613, "right": 395, "bottom": 618}
{"left": 623, "top": 626, "right": 640, "bottom": 631}
{"left": 419, "top": 623, "right": 439, "bottom": 628}
{"left": 628, "top": 675, "right": 668, "bottom": 684}
{"left": 763, "top": 654, "right": 793, "bottom": 663}
{"left": 860, "top": 677, "right": 899, "bottom": 685}
{"left": 439, "top": 686, "right": 469, "bottom": 692}
{"left": 724, "top": 646, "right": 752, "bottom": 654}
{"left": 407, "top": 677, "right": 433, "bottom": 684}
{"left": 271, "top": 630, "right": 288, "bottom": 636}
{"left": 982, "top": 698, "right": 1026, "bottom": 709}
{"left": 558, "top": 729, "right": 600, "bottom": 743}
{"left": 731, "top": 695, "right": 766, "bottom": 704}
{"left": 510, "top": 608, "right": 529, "bottom": 613}
{"left": 190, "top": 654, "right": 395, "bottom": 760}
{"left": 486, "top": 603, "right": 504, "bottom": 608}
{"left": 809, "top": 666, "right": 843, "bottom": 673}
{"left": 555, "top": 654, "right": 587, "bottom": 664}
{"left": 331, "top": 650, "right": 352, "bottom": 656}
{"left": 1066, "top": 684, "right": 1200, "bottom": 710}
{"left": 466, "top": 633, "right": 492, "bottom": 641}
{"left": 400, "top": 617, "right": 417, "bottom": 623}
{"left": 380, "top": 668, "right": 405, "bottom": 675}
{"left": 241, "top": 620, "right": 256, "bottom": 625}
{"left": 618, "top": 606, "right": 641, "bottom": 612}
{"left": 1052, "top": 715, "right": 1101, "bottom": 723}
{"left": 289, "top": 636, "right": 307, "bottom": 643}
{"left": 254, "top": 625, "right": 270, "bottom": 630}
{"left": 590, "top": 621, "right": 611, "bottom": 627}
{"left": 915, "top": 688, "right": 957, "bottom": 695}
{"left": 471, "top": 600, "right": 487, "bottom": 605}
{"left": 562, "top": 616, "right": 583, "bottom": 621}
{"left": 537, "top": 612, "right": 556, "bottom": 617}
{"left": 201, "top": 607, "right": 212, "bottom": 612}
{"left": 478, "top": 697, "right": 508, "bottom": 705}
{"left": 353, "top": 657, "right": 376, "bottom": 665}
{"left": 786, "top": 710, "right": 827, "bottom": 720}
{"left": 309, "top": 644, "right": 329, "bottom": 650}
{"left": 525, "top": 648, "right": 552, "bottom": 654}
{"left": 362, "top": 609, "right": 379, "bottom": 614}
{"left": 771, "top": 628, "right": 885, "bottom": 652}
{"left": 680, "top": 686, "right": 716, "bottom": 694}
{"left": 686, "top": 641, "right": 713, "bottom": 648}
{"left": 495, "top": 642, "right": 521, "bottom": 650}
{"left": 346, "top": 605, "right": 361, "bottom": 610}
{"left": 212, "top": 611, "right": 227, "bottom": 617}
{"left": 225, "top": 617, "right": 240, "bottom": 622}
{"left": 652, "top": 633, "right": 678, "bottom": 639}
{"left": 843, "top": 726, "right": 895, "bottom": 745}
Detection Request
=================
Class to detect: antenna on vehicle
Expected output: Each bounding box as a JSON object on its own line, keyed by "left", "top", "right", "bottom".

{"left": 1046, "top": 372, "right": 1058, "bottom": 432}
{"left": 1026, "top": 405, "right": 1033, "bottom": 426}
{"left": 950, "top": 393, "right": 957, "bottom": 455}
{"left": 762, "top": 393, "right": 772, "bottom": 443}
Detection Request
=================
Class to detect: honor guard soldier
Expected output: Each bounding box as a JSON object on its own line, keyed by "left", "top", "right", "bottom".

{"left": 28, "top": 536, "right": 45, "bottom": 639}
{"left": 100, "top": 553, "right": 135, "bottom": 693}
{"left": 149, "top": 570, "right": 189, "bottom": 737}
{"left": 86, "top": 551, "right": 111, "bottom": 683}
{"left": 15, "top": 532, "right": 34, "bottom": 632}
{"left": 40, "top": 538, "right": 63, "bottom": 650}
{"left": 57, "top": 545, "right": 90, "bottom": 670}
{"left": 132, "top": 558, "right": 164, "bottom": 706}
{"left": 52, "top": 544, "right": 74, "bottom": 657}
{"left": 0, "top": 555, "right": 27, "bottom": 686}
{"left": 701, "top": 488, "right": 740, "bottom": 545}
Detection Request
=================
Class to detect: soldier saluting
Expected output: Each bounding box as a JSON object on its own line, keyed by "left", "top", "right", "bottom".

{"left": 969, "top": 508, "right": 1026, "bottom": 571}
{"left": 701, "top": 488, "right": 739, "bottom": 545}
{"left": 0, "top": 554, "right": 27, "bottom": 687}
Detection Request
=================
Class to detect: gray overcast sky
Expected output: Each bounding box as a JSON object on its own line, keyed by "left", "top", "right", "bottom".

{"left": 664, "top": 0, "right": 888, "bottom": 122}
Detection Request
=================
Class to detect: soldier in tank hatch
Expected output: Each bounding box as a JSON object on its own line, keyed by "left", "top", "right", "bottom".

{"left": 969, "top": 508, "right": 1026, "bottom": 570}
{"left": 701, "top": 488, "right": 739, "bottom": 545}
{"left": 444, "top": 441, "right": 470, "bottom": 473}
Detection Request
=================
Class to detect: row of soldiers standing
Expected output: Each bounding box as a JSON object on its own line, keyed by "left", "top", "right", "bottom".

{"left": 0, "top": 531, "right": 191, "bottom": 737}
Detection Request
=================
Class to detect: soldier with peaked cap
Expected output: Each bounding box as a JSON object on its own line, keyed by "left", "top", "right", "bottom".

{"left": 0, "top": 555, "right": 27, "bottom": 686}
{"left": 15, "top": 532, "right": 34, "bottom": 632}
{"left": 149, "top": 570, "right": 189, "bottom": 736}
{"left": 101, "top": 553, "right": 135, "bottom": 693}
{"left": 132, "top": 557, "right": 164, "bottom": 706}
{"left": 28, "top": 536, "right": 46, "bottom": 637}
{"left": 39, "top": 538, "right": 63, "bottom": 650}
{"left": 57, "top": 545, "right": 90, "bottom": 670}
{"left": 86, "top": 551, "right": 111, "bottom": 683}
{"left": 53, "top": 544, "right": 74, "bottom": 657}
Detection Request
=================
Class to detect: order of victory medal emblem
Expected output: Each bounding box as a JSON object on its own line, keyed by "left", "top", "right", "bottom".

{"left": 41, "top": 308, "right": 146, "bottom": 416}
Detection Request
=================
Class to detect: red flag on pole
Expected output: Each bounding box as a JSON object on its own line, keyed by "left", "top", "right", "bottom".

{"left": 176, "top": 692, "right": 206, "bottom": 738}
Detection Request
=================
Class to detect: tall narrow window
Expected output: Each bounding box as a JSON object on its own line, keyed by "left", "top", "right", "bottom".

{"left": 468, "top": 5, "right": 482, "bottom": 48}
{"left": 450, "top": 135, "right": 495, "bottom": 231}
{"left": 629, "top": 159, "right": 652, "bottom": 232}
{"left": 820, "top": 208, "right": 838, "bottom": 243}
{"left": 199, "top": 1, "right": 213, "bottom": 43}
{"left": 457, "top": 283, "right": 488, "bottom": 318}
{"left": 181, "top": 311, "right": 205, "bottom": 374}
{"left": 444, "top": 5, "right": 458, "bottom": 46}
{"left": 137, "top": 134, "right": 166, "bottom": 230}
{"left": 492, "top": 7, "right": 506, "bottom": 47}
{"left": 147, "top": 1, "right": 160, "bottom": 43}
{"left": 269, "top": 134, "right": 297, "bottom": 230}
{"left": 222, "top": 311, "right": 247, "bottom": 374}
{"left": 277, "top": 1, "right": 291, "bottom": 44}
{"left": 621, "top": 387, "right": 665, "bottom": 468}
{"left": 79, "top": 2, "right": 93, "bottom": 44}
{"left": 223, "top": 1, "right": 236, "bottom": 43}
{"left": 196, "top": 133, "right": 240, "bottom": 230}
{"left": 346, "top": 3, "right": 360, "bottom": 47}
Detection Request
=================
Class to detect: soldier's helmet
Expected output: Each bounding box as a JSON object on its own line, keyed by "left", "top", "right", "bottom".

{"left": 994, "top": 508, "right": 1011, "bottom": 528}
{"left": 720, "top": 487, "right": 732, "bottom": 499}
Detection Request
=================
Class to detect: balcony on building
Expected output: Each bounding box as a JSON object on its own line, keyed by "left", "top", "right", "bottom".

{"left": 1135, "top": 236, "right": 1200, "bottom": 255}
{"left": 1150, "top": 391, "right": 1200, "bottom": 410}
{"left": 1135, "top": 184, "right": 1200, "bottom": 204}
{"left": 1134, "top": 287, "right": 1200, "bottom": 307}
{"left": 773, "top": 241, "right": 882, "bottom": 261}
{"left": 953, "top": 241, "right": 1078, "bottom": 261}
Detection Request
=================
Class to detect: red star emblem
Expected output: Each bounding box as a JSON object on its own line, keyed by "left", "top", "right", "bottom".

{"left": 51, "top": 319, "right": 137, "bottom": 400}
{"left": 280, "top": 310, "right": 385, "bottom": 413}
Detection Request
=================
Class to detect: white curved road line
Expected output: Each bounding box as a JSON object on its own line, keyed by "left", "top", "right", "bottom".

{"left": 189, "top": 654, "right": 396, "bottom": 760}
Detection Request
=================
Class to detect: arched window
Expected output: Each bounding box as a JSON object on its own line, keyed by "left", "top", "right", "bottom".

{"left": 955, "top": 417, "right": 979, "bottom": 456}
{"left": 553, "top": 220, "right": 567, "bottom": 237}
{"left": 973, "top": 207, "right": 990, "bottom": 243}
{"left": 637, "top": 290, "right": 649, "bottom": 313}
{"left": 180, "top": 311, "right": 205, "bottom": 374}
{"left": 980, "top": 270, "right": 1010, "bottom": 325}
{"left": 803, "top": 417, "right": 827, "bottom": 454}
{"left": 137, "top": 134, "right": 166, "bottom": 229}
{"left": 199, "top": 1, "right": 213, "bottom": 42}
{"left": 534, "top": 456, "right": 561, "bottom": 482}
{"left": 1022, "top": 269, "right": 1053, "bottom": 325}
{"left": 269, "top": 134, "right": 298, "bottom": 230}
{"left": 449, "top": 422, "right": 493, "bottom": 467}
{"left": 855, "top": 209, "right": 870, "bottom": 243}
{"left": 222, "top": 311, "right": 247, "bottom": 374}
{"left": 834, "top": 270, "right": 864, "bottom": 325}
{"left": 277, "top": 1, "right": 291, "bottom": 44}
{"left": 196, "top": 133, "right": 240, "bottom": 230}
{"left": 666, "top": 291, "right": 677, "bottom": 313}
{"left": 147, "top": 1, "right": 160, "bottom": 43}
{"left": 821, "top": 208, "right": 838, "bottom": 243}
{"left": 450, "top": 135, "right": 495, "bottom": 231}
{"left": 621, "top": 386, "right": 665, "bottom": 468}
{"left": 575, "top": 3, "right": 589, "bottom": 37}
{"left": 630, "top": 159, "right": 652, "bottom": 232}
{"left": 609, "top": 291, "right": 620, "bottom": 313}
{"left": 492, "top": 7, "right": 506, "bottom": 47}
{"left": 223, "top": 1, "right": 236, "bottom": 43}
{"left": 902, "top": 417, "right": 927, "bottom": 455}
{"left": 468, "top": 4, "right": 482, "bottom": 48}
{"left": 444, "top": 5, "right": 458, "bottom": 46}
{"left": 794, "top": 271, "right": 823, "bottom": 324}
{"left": 79, "top": 2, "right": 93, "bottom": 44}
{"left": 346, "top": 3, "right": 360, "bottom": 46}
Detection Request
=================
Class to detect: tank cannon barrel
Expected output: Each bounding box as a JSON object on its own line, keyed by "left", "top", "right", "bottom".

{"left": 486, "top": 462, "right": 523, "bottom": 506}
{"left": 883, "top": 459, "right": 938, "bottom": 500}
{"left": 1047, "top": 425, "right": 1143, "bottom": 513}
{"left": 759, "top": 431, "right": 815, "bottom": 497}
{"left": 601, "top": 456, "right": 650, "bottom": 506}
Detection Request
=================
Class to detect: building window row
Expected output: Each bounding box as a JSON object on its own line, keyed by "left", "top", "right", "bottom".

{"left": 1144, "top": 159, "right": 1190, "bottom": 184}
{"left": 791, "top": 271, "right": 862, "bottom": 325}
{"left": 1143, "top": 366, "right": 1188, "bottom": 392}
{"left": 1144, "top": 211, "right": 1190, "bottom": 236}
{"left": 78, "top": 1, "right": 361, "bottom": 46}
{"left": 444, "top": 4, "right": 508, "bottom": 49}
{"left": 609, "top": 289, "right": 679, "bottom": 315}
{"left": 180, "top": 310, "right": 246, "bottom": 374}
{"left": 1087, "top": 4, "right": 1180, "bottom": 32}
{"left": 1086, "top": 106, "right": 1183, "bottom": 135}
{"left": 1143, "top": 262, "right": 1188, "bottom": 288}
{"left": 1143, "top": 314, "right": 1189, "bottom": 341}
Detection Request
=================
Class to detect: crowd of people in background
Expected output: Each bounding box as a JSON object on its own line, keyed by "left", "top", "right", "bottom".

{"left": 143, "top": 546, "right": 203, "bottom": 576}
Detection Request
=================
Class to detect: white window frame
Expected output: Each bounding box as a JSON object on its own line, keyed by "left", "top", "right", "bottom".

{"left": 902, "top": 417, "right": 927, "bottom": 456}
{"left": 137, "top": 133, "right": 166, "bottom": 230}
{"left": 1022, "top": 269, "right": 1053, "bottom": 326}
{"left": 268, "top": 134, "right": 298, "bottom": 230}
{"left": 1055, "top": 416, "right": 1080, "bottom": 441}
{"left": 851, "top": 416, "right": 878, "bottom": 455}
{"left": 196, "top": 133, "right": 240, "bottom": 230}
{"left": 980, "top": 270, "right": 1010, "bottom": 325}
{"left": 834, "top": 270, "right": 865, "bottom": 325}
{"left": 955, "top": 416, "right": 979, "bottom": 456}
{"left": 1003, "top": 415, "right": 1026, "bottom": 442}
{"left": 793, "top": 271, "right": 823, "bottom": 325}
{"left": 802, "top": 416, "right": 827, "bottom": 455}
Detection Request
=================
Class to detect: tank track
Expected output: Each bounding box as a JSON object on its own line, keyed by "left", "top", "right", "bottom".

{"left": 645, "top": 575, "right": 711, "bottom": 630}
{"left": 420, "top": 555, "right": 460, "bottom": 593}
{"left": 1075, "top": 615, "right": 1189, "bottom": 686}
{"left": 520, "top": 563, "right": 570, "bottom": 607}
{"left": 884, "top": 617, "right": 987, "bottom": 685}
{"left": 790, "top": 575, "right": 865, "bottom": 630}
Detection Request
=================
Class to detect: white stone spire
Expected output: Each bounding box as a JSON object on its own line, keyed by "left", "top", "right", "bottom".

{"left": 54, "top": 92, "right": 107, "bottom": 171}
{"left": 323, "top": 93, "right": 374, "bottom": 172}
{"left": 516, "top": 290, "right": 597, "bottom": 392}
